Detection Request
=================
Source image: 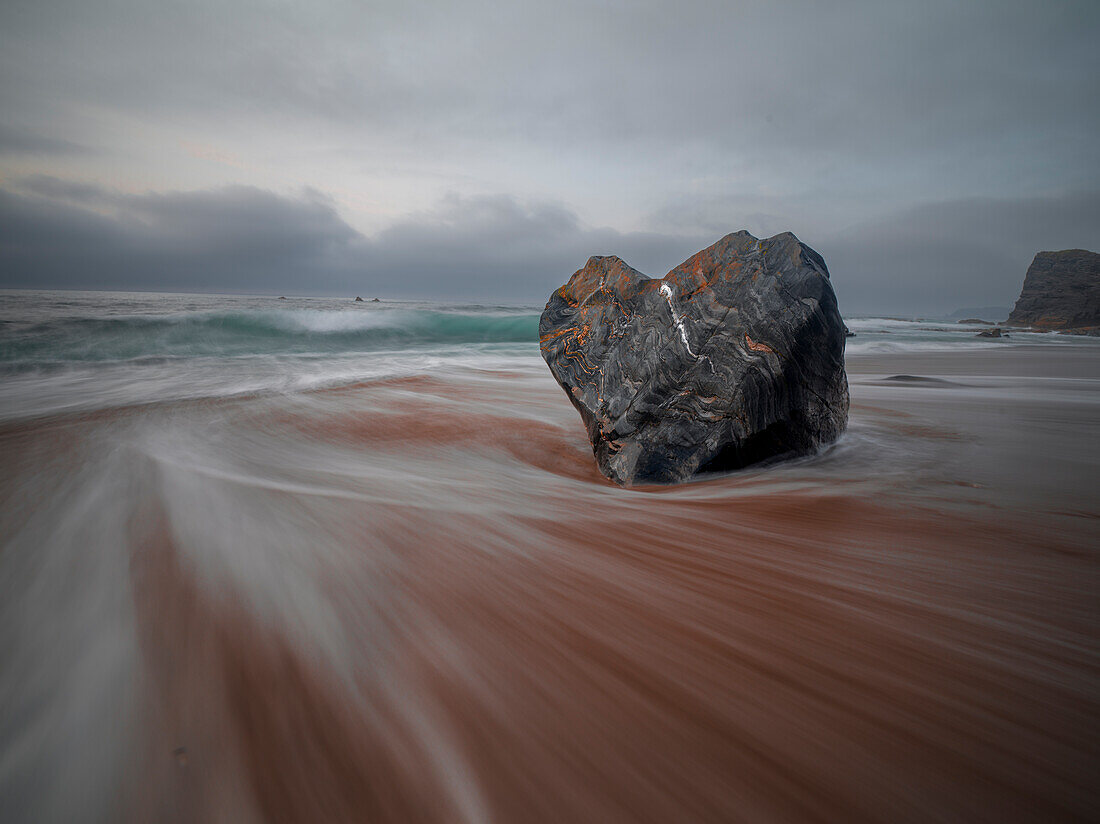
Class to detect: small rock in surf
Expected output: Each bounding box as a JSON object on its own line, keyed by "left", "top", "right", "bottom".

{"left": 539, "top": 231, "right": 849, "bottom": 486}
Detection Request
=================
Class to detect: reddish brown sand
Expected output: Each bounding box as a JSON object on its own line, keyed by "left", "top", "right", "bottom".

{"left": 1, "top": 347, "right": 1098, "bottom": 823}
{"left": 121, "top": 492, "right": 1098, "bottom": 824}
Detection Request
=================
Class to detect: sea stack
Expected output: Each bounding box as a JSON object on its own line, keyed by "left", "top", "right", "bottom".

{"left": 1007, "top": 250, "right": 1100, "bottom": 333}
{"left": 539, "top": 231, "right": 849, "bottom": 486}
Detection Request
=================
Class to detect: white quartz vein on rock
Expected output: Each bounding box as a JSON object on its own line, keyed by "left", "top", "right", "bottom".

{"left": 659, "top": 283, "right": 698, "bottom": 357}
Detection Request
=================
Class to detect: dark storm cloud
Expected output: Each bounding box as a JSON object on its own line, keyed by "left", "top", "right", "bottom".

{"left": 0, "top": 181, "right": 365, "bottom": 293}
{"left": 4, "top": 177, "right": 1097, "bottom": 311}
{"left": 366, "top": 193, "right": 711, "bottom": 300}
{"left": 343, "top": 188, "right": 1100, "bottom": 311}
{"left": 0, "top": 179, "right": 706, "bottom": 299}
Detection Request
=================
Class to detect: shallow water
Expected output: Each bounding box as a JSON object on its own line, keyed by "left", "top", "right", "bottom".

{"left": 1, "top": 291, "right": 1098, "bottom": 822}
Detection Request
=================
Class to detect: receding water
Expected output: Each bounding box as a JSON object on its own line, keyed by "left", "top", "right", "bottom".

{"left": 1, "top": 290, "right": 1098, "bottom": 823}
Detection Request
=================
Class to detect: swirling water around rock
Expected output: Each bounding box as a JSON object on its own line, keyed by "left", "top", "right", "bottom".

{"left": 1, "top": 289, "right": 1099, "bottom": 822}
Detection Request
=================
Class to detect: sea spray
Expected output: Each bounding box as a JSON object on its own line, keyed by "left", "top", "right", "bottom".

{"left": 0, "top": 293, "right": 544, "bottom": 420}
{"left": 1, "top": 307, "right": 540, "bottom": 362}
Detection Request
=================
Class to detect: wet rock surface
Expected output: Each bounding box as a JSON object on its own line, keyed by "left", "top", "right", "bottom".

{"left": 1008, "top": 249, "right": 1100, "bottom": 332}
{"left": 539, "top": 231, "right": 849, "bottom": 485}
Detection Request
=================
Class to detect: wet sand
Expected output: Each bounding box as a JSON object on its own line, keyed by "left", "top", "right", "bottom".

{"left": 847, "top": 345, "right": 1100, "bottom": 513}
{"left": 1, "top": 344, "right": 1098, "bottom": 823}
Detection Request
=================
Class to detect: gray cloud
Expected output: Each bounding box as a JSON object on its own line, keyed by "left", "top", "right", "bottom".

{"left": 367, "top": 193, "right": 711, "bottom": 300}
{"left": 820, "top": 191, "right": 1100, "bottom": 315}
{"left": 0, "top": 180, "right": 365, "bottom": 293}
{"left": 1, "top": 0, "right": 1097, "bottom": 214}
{"left": 17, "top": 174, "right": 110, "bottom": 202}
{"left": 2, "top": 1, "right": 1098, "bottom": 316}
{"left": 0, "top": 179, "right": 707, "bottom": 299}
{"left": 0, "top": 124, "right": 94, "bottom": 157}
{"left": 4, "top": 177, "right": 1097, "bottom": 313}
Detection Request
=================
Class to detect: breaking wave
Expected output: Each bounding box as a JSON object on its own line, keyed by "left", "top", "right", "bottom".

{"left": 0, "top": 308, "right": 541, "bottom": 365}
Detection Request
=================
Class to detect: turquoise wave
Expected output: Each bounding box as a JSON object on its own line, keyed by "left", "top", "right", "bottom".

{"left": 0, "top": 308, "right": 541, "bottom": 365}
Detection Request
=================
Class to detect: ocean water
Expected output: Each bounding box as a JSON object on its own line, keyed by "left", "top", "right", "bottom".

{"left": 0, "top": 290, "right": 1090, "bottom": 420}
{"left": 0, "top": 291, "right": 542, "bottom": 419}
{"left": 1, "top": 289, "right": 1098, "bottom": 823}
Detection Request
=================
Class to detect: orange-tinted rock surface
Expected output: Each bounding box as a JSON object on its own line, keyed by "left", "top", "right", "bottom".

{"left": 539, "top": 231, "right": 849, "bottom": 485}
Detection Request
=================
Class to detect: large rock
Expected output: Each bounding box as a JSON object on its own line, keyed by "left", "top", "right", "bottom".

{"left": 1007, "top": 250, "right": 1100, "bottom": 331}
{"left": 539, "top": 231, "right": 849, "bottom": 486}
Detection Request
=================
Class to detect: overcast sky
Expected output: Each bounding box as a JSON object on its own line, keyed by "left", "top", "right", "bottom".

{"left": 1, "top": 0, "right": 1097, "bottom": 313}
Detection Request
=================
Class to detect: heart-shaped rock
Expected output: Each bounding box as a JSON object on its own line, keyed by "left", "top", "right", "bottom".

{"left": 539, "top": 230, "right": 849, "bottom": 485}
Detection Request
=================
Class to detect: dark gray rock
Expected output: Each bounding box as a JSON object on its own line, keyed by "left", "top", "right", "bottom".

{"left": 882, "top": 375, "right": 950, "bottom": 384}
{"left": 539, "top": 231, "right": 849, "bottom": 486}
{"left": 976, "top": 327, "right": 1003, "bottom": 338}
{"left": 1058, "top": 327, "right": 1100, "bottom": 337}
{"left": 1007, "top": 249, "right": 1100, "bottom": 332}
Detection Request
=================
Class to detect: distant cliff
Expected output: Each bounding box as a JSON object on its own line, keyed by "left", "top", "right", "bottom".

{"left": 1007, "top": 249, "right": 1100, "bottom": 332}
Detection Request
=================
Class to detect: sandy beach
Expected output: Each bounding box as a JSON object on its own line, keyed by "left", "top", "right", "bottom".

{"left": 2, "top": 329, "right": 1098, "bottom": 823}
